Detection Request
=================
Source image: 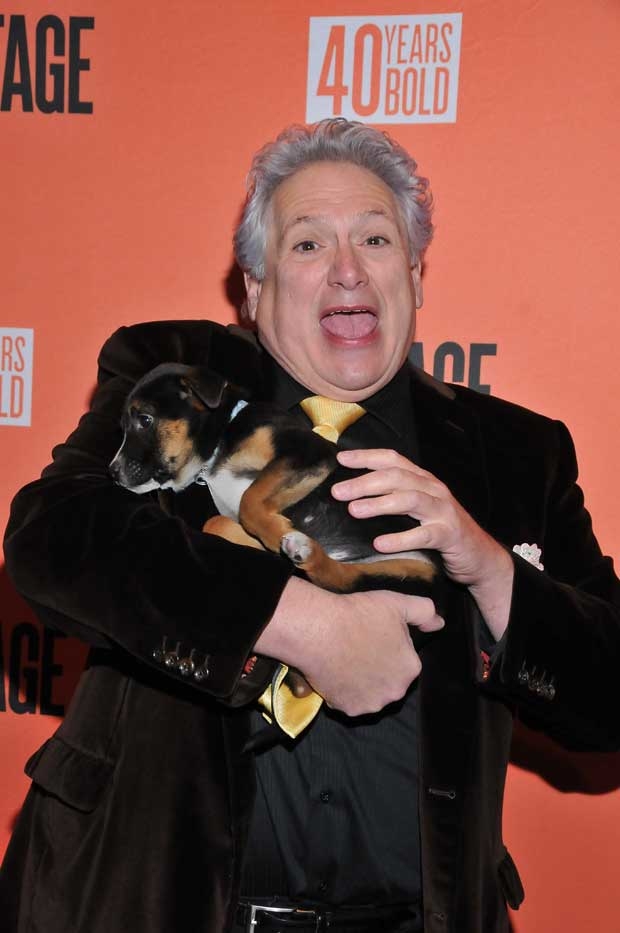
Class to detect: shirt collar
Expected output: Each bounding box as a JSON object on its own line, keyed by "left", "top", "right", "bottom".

{"left": 260, "top": 352, "right": 414, "bottom": 441}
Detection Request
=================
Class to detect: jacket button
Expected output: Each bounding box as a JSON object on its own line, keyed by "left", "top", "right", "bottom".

{"left": 178, "top": 657, "right": 196, "bottom": 677}
{"left": 152, "top": 636, "right": 169, "bottom": 664}
{"left": 163, "top": 640, "right": 182, "bottom": 670}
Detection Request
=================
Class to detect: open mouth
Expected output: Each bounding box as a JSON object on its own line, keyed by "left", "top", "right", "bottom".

{"left": 319, "top": 307, "right": 378, "bottom": 340}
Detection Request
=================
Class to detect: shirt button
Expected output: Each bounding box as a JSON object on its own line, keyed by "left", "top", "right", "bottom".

{"left": 318, "top": 879, "right": 328, "bottom": 893}
{"left": 319, "top": 790, "right": 331, "bottom": 803}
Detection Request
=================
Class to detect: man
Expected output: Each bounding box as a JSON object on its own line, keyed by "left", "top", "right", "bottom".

{"left": 2, "top": 119, "right": 619, "bottom": 933}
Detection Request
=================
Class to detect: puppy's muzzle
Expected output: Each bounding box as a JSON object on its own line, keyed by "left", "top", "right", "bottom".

{"left": 110, "top": 452, "right": 169, "bottom": 490}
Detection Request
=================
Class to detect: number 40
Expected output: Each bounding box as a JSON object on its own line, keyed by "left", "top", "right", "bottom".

{"left": 316, "top": 24, "right": 382, "bottom": 117}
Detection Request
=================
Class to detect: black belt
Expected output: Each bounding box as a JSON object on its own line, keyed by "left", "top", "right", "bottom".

{"left": 235, "top": 899, "right": 423, "bottom": 932}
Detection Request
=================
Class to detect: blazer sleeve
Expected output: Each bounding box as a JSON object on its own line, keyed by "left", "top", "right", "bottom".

{"left": 483, "top": 418, "right": 620, "bottom": 751}
{"left": 3, "top": 321, "right": 294, "bottom": 701}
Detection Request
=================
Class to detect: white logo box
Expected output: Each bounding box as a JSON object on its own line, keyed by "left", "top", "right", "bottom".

{"left": 307, "top": 13, "right": 462, "bottom": 124}
{"left": 0, "top": 328, "right": 34, "bottom": 427}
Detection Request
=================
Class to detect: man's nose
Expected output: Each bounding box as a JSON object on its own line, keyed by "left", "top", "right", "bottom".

{"left": 327, "top": 244, "right": 368, "bottom": 290}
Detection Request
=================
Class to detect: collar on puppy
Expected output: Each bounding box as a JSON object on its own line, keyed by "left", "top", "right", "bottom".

{"left": 194, "top": 399, "right": 249, "bottom": 487}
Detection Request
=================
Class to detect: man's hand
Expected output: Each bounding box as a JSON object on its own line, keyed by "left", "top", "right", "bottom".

{"left": 332, "top": 449, "right": 514, "bottom": 641}
{"left": 254, "top": 577, "right": 444, "bottom": 716}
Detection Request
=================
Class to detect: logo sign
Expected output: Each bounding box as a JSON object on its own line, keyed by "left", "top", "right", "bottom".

{"left": 411, "top": 342, "right": 497, "bottom": 394}
{"left": 307, "top": 14, "right": 462, "bottom": 124}
{"left": 0, "top": 328, "right": 34, "bottom": 426}
{"left": 0, "top": 14, "right": 94, "bottom": 114}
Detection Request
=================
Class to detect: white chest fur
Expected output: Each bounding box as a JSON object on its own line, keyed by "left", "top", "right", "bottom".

{"left": 198, "top": 400, "right": 254, "bottom": 519}
{"left": 204, "top": 466, "right": 253, "bottom": 520}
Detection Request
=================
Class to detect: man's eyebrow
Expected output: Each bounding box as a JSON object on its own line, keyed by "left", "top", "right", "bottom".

{"left": 281, "top": 215, "right": 317, "bottom": 235}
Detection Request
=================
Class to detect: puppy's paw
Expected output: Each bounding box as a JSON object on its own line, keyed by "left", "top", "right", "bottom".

{"left": 281, "top": 530, "right": 314, "bottom": 565}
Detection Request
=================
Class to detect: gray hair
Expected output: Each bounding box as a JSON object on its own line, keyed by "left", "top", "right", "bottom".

{"left": 234, "top": 118, "right": 433, "bottom": 281}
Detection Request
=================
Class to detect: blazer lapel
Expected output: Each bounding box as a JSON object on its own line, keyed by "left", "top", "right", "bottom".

{"left": 410, "top": 367, "right": 489, "bottom": 914}
{"left": 410, "top": 366, "right": 490, "bottom": 529}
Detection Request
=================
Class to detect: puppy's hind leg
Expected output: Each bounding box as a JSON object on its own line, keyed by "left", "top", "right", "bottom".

{"left": 279, "top": 530, "right": 370, "bottom": 590}
{"left": 203, "top": 515, "right": 266, "bottom": 551}
{"left": 239, "top": 458, "right": 333, "bottom": 554}
{"left": 281, "top": 531, "right": 436, "bottom": 593}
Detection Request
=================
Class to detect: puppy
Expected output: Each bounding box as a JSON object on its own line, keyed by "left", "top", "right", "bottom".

{"left": 110, "top": 362, "right": 442, "bottom": 739}
{"left": 110, "top": 363, "right": 439, "bottom": 591}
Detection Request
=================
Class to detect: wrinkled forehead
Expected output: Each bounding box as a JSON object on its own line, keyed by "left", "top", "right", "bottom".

{"left": 265, "top": 160, "right": 408, "bottom": 243}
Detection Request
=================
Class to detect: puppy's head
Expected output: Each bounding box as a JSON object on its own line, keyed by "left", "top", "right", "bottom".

{"left": 110, "top": 363, "right": 228, "bottom": 493}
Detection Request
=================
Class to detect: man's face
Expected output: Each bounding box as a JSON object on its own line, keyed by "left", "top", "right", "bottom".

{"left": 245, "top": 161, "right": 423, "bottom": 401}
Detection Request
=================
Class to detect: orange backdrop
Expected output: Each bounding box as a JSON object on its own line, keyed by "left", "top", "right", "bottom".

{"left": 2, "top": 2, "right": 619, "bottom": 930}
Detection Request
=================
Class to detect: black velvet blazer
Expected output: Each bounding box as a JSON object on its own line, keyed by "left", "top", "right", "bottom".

{"left": 2, "top": 320, "right": 620, "bottom": 933}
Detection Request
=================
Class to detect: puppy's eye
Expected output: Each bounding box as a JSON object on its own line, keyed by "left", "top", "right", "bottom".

{"left": 135, "top": 413, "right": 154, "bottom": 430}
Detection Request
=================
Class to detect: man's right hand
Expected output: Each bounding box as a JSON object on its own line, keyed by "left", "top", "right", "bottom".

{"left": 254, "top": 577, "right": 444, "bottom": 716}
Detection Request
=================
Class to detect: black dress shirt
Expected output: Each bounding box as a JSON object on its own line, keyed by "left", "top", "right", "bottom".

{"left": 241, "top": 358, "right": 425, "bottom": 906}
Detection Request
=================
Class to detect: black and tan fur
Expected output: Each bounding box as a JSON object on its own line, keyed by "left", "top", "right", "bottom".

{"left": 110, "top": 362, "right": 440, "bottom": 599}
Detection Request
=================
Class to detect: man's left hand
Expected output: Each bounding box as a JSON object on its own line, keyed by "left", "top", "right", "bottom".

{"left": 333, "top": 448, "right": 514, "bottom": 641}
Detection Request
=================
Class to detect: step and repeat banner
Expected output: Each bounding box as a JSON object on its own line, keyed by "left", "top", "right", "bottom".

{"left": 2, "top": 2, "right": 619, "bottom": 929}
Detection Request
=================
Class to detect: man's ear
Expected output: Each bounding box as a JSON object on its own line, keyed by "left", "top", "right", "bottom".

{"left": 411, "top": 261, "right": 423, "bottom": 309}
{"left": 243, "top": 274, "right": 262, "bottom": 322}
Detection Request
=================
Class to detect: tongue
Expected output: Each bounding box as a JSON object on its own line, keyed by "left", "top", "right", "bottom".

{"left": 320, "top": 312, "right": 377, "bottom": 339}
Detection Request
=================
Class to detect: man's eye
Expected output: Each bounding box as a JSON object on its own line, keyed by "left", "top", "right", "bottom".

{"left": 135, "top": 413, "right": 154, "bottom": 430}
{"left": 294, "top": 240, "right": 317, "bottom": 252}
{"left": 365, "top": 235, "right": 388, "bottom": 246}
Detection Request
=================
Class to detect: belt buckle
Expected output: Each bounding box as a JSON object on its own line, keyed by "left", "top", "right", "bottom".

{"left": 246, "top": 903, "right": 323, "bottom": 932}
{"left": 247, "top": 904, "right": 294, "bottom": 931}
{"left": 294, "top": 908, "right": 323, "bottom": 932}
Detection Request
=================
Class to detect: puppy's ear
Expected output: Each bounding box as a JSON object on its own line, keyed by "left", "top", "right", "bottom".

{"left": 180, "top": 368, "right": 228, "bottom": 409}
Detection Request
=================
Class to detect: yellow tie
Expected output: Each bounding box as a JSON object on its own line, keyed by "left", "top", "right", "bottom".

{"left": 300, "top": 396, "right": 365, "bottom": 443}
{"left": 258, "top": 663, "right": 324, "bottom": 739}
{"left": 256, "top": 397, "right": 365, "bottom": 739}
